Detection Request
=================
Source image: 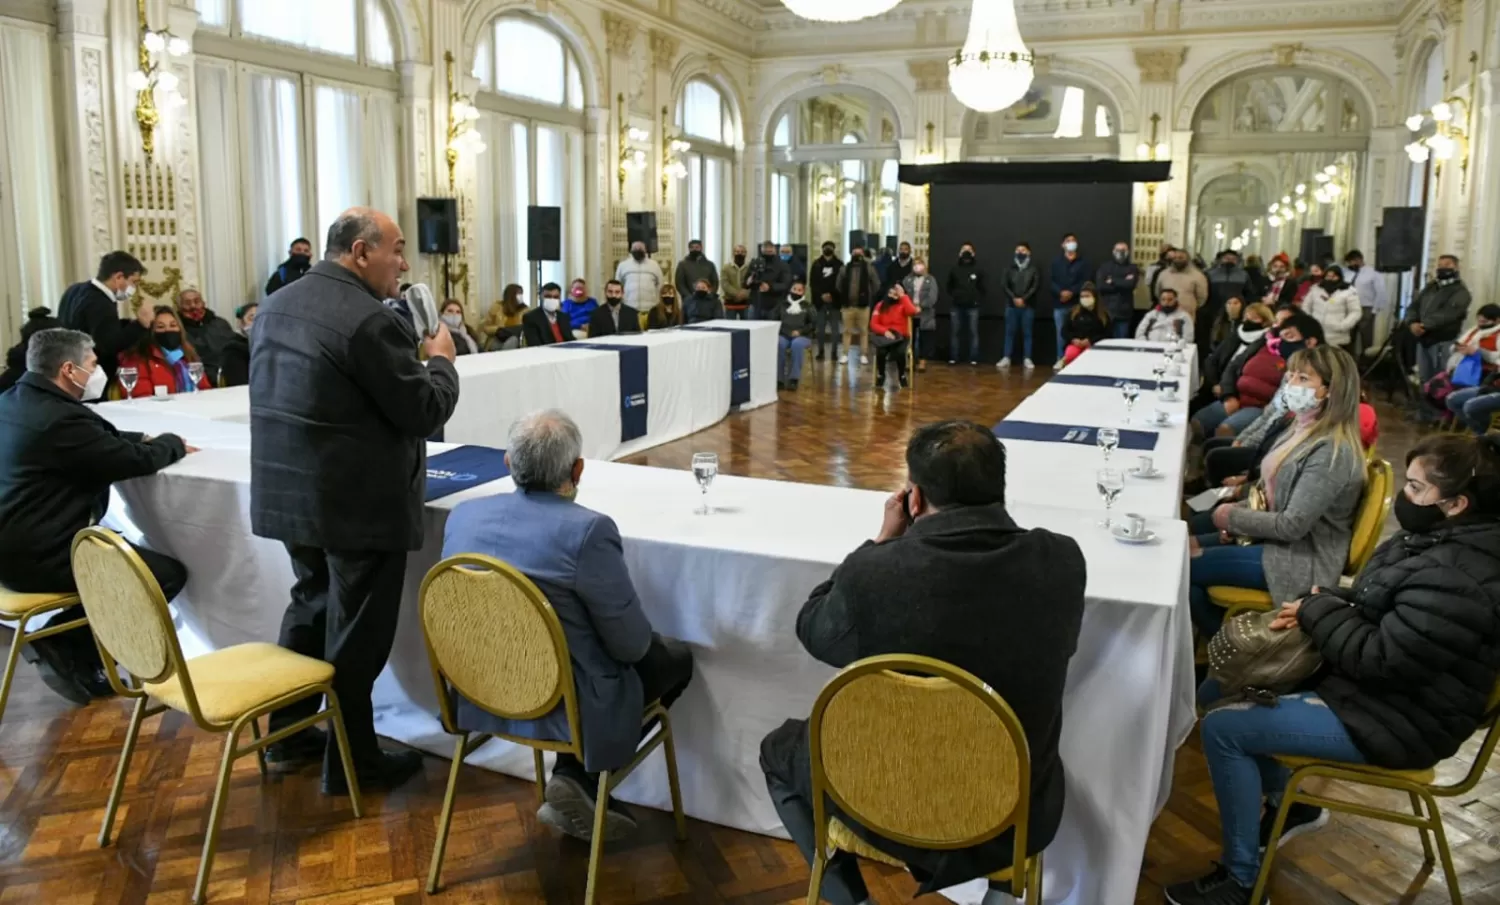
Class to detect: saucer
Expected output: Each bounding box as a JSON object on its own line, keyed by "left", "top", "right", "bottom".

{"left": 1128, "top": 467, "right": 1164, "bottom": 480}
{"left": 1110, "top": 524, "right": 1158, "bottom": 544}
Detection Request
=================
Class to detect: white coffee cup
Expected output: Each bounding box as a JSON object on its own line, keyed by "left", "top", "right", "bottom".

{"left": 1124, "top": 513, "right": 1147, "bottom": 538}
{"left": 1161, "top": 387, "right": 1179, "bottom": 401}
{"left": 1137, "top": 455, "right": 1155, "bottom": 475}
{"left": 153, "top": 385, "right": 169, "bottom": 398}
{"left": 1153, "top": 408, "right": 1171, "bottom": 425}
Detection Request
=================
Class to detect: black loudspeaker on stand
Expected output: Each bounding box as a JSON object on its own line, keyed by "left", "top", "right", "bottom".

{"left": 527, "top": 205, "right": 562, "bottom": 300}
{"left": 1361, "top": 206, "right": 1427, "bottom": 402}
{"left": 626, "top": 212, "right": 659, "bottom": 253}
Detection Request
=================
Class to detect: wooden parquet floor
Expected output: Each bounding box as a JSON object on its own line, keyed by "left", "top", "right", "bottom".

{"left": 3, "top": 357, "right": 1497, "bottom": 905}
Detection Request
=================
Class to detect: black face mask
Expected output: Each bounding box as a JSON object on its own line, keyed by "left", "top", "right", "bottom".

{"left": 763, "top": 251, "right": 777, "bottom": 261}
{"left": 155, "top": 330, "right": 183, "bottom": 351}
{"left": 1277, "top": 339, "right": 1307, "bottom": 360}
{"left": 688, "top": 250, "right": 702, "bottom": 260}
{"left": 960, "top": 252, "right": 975, "bottom": 264}
{"left": 822, "top": 249, "right": 835, "bottom": 259}
{"left": 693, "top": 290, "right": 709, "bottom": 300}
{"left": 1323, "top": 280, "right": 1342, "bottom": 291}
{"left": 1394, "top": 491, "right": 1456, "bottom": 534}
{"left": 607, "top": 297, "right": 622, "bottom": 306}
{"left": 1114, "top": 250, "right": 1129, "bottom": 262}
{"left": 289, "top": 253, "right": 311, "bottom": 269}
{"left": 1436, "top": 268, "right": 1458, "bottom": 281}
{"left": 631, "top": 250, "right": 645, "bottom": 261}
{"left": 733, "top": 254, "right": 745, "bottom": 266}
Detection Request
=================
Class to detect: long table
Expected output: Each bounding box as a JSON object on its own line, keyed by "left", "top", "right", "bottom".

{"left": 94, "top": 322, "right": 780, "bottom": 462}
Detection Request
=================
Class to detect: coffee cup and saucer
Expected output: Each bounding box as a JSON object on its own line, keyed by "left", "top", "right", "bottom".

{"left": 1127, "top": 455, "right": 1163, "bottom": 480}
{"left": 1149, "top": 408, "right": 1172, "bottom": 427}
{"left": 1111, "top": 513, "right": 1157, "bottom": 545}
{"left": 1159, "top": 387, "right": 1179, "bottom": 402}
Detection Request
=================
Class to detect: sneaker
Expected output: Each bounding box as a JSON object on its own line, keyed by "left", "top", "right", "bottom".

{"left": 898, "top": 374, "right": 909, "bottom": 389}
{"left": 838, "top": 353, "right": 849, "bottom": 364}
{"left": 1023, "top": 358, "right": 1035, "bottom": 371}
{"left": 267, "top": 726, "right": 328, "bottom": 767}
{"left": 1164, "top": 863, "right": 1262, "bottom": 905}
{"left": 1259, "top": 802, "right": 1328, "bottom": 851}
{"left": 948, "top": 359, "right": 957, "bottom": 365}
{"left": 997, "top": 357, "right": 1012, "bottom": 370}
{"left": 539, "top": 773, "right": 637, "bottom": 842}
{"left": 860, "top": 354, "right": 870, "bottom": 365}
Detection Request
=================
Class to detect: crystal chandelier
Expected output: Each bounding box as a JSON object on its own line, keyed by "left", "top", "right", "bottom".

{"left": 781, "top": 0, "right": 899, "bottom": 23}
{"left": 949, "top": 0, "right": 1034, "bottom": 113}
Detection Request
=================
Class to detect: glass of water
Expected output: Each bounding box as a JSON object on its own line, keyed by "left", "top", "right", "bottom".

{"left": 692, "top": 452, "right": 719, "bottom": 515}
{"left": 1096, "top": 428, "right": 1120, "bottom": 461}
{"left": 1096, "top": 468, "right": 1125, "bottom": 528}
{"left": 1151, "top": 362, "right": 1167, "bottom": 393}
{"left": 118, "top": 366, "right": 138, "bottom": 400}
{"left": 1121, "top": 382, "right": 1141, "bottom": 423}
{"left": 187, "top": 362, "right": 204, "bottom": 391}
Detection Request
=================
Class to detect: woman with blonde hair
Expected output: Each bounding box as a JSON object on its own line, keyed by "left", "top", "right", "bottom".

{"left": 480, "top": 284, "right": 528, "bottom": 351}
{"left": 1187, "top": 343, "right": 1366, "bottom": 637}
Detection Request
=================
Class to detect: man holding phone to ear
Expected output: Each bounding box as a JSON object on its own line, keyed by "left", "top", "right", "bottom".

{"left": 759, "top": 419, "right": 1087, "bottom": 905}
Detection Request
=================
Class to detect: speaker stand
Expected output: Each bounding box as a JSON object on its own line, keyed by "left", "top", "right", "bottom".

{"left": 441, "top": 253, "right": 453, "bottom": 301}
{"left": 531, "top": 261, "right": 543, "bottom": 301}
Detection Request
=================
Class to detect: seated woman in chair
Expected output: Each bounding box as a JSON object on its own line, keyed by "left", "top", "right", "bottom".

{"left": 1187, "top": 345, "right": 1365, "bottom": 638}
{"left": 1169, "top": 434, "right": 1500, "bottom": 905}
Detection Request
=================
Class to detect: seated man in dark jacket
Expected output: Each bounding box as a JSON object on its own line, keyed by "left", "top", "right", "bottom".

{"left": 587, "top": 280, "right": 642, "bottom": 337}
{"left": 521, "top": 283, "right": 577, "bottom": 346}
{"left": 0, "top": 328, "right": 192, "bottom": 703}
{"left": 176, "top": 288, "right": 239, "bottom": 384}
{"left": 761, "top": 420, "right": 1086, "bottom": 904}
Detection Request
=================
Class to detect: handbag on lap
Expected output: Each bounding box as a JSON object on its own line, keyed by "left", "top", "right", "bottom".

{"left": 1204, "top": 609, "right": 1322, "bottom": 711}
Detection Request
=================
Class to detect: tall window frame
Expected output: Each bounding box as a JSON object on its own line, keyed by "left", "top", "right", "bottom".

{"left": 194, "top": 0, "right": 397, "bottom": 68}
{"left": 676, "top": 78, "right": 736, "bottom": 265}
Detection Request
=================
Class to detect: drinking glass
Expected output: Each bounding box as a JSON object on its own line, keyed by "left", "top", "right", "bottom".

{"left": 1151, "top": 363, "right": 1168, "bottom": 393}
{"left": 118, "top": 366, "right": 138, "bottom": 400}
{"left": 692, "top": 452, "right": 719, "bottom": 515}
{"left": 1096, "top": 427, "right": 1120, "bottom": 461}
{"left": 187, "top": 362, "right": 204, "bottom": 391}
{"left": 1121, "top": 382, "right": 1141, "bottom": 423}
{"left": 1096, "top": 468, "right": 1125, "bottom": 528}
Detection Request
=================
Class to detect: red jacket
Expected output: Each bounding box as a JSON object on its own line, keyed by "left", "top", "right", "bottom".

{"left": 1234, "top": 346, "right": 1284, "bottom": 409}
{"left": 117, "top": 347, "right": 213, "bottom": 397}
{"left": 869, "top": 295, "right": 919, "bottom": 338}
{"left": 1359, "top": 403, "right": 1379, "bottom": 450}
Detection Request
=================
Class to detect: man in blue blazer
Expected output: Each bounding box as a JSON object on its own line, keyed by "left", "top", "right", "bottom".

{"left": 442, "top": 409, "right": 694, "bottom": 841}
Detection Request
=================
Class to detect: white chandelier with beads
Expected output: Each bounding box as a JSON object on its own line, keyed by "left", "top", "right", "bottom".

{"left": 948, "top": 0, "right": 1035, "bottom": 113}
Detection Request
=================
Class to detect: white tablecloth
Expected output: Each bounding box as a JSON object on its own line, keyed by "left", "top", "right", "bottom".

{"left": 1089, "top": 339, "right": 1200, "bottom": 391}
{"left": 692, "top": 319, "right": 780, "bottom": 409}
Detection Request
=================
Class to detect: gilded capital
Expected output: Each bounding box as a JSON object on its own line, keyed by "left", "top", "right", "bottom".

{"left": 603, "top": 12, "right": 635, "bottom": 56}
{"left": 649, "top": 30, "right": 679, "bottom": 70}
{"left": 907, "top": 58, "right": 948, "bottom": 93}
{"left": 1134, "top": 46, "right": 1186, "bottom": 83}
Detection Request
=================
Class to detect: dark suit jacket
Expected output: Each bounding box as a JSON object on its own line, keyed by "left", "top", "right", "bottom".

{"left": 587, "top": 303, "right": 642, "bottom": 338}
{"left": 0, "top": 372, "right": 185, "bottom": 589}
{"left": 58, "top": 281, "right": 146, "bottom": 381}
{"left": 249, "top": 261, "right": 460, "bottom": 552}
{"left": 522, "top": 307, "right": 576, "bottom": 346}
{"left": 443, "top": 490, "right": 655, "bottom": 772}
{"left": 761, "top": 502, "right": 1085, "bottom": 893}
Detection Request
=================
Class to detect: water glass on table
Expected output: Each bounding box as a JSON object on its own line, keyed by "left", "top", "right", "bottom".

{"left": 187, "top": 362, "right": 204, "bottom": 391}
{"left": 692, "top": 452, "right": 718, "bottom": 515}
{"left": 1096, "top": 427, "right": 1120, "bottom": 462}
{"left": 1120, "top": 382, "right": 1140, "bottom": 423}
{"left": 118, "top": 366, "right": 138, "bottom": 400}
{"left": 1096, "top": 468, "right": 1124, "bottom": 528}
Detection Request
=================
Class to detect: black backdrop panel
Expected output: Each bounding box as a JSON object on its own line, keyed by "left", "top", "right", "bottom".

{"left": 928, "top": 181, "right": 1133, "bottom": 365}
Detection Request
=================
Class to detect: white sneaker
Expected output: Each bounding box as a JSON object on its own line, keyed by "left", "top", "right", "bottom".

{"left": 838, "top": 353, "right": 848, "bottom": 364}
{"left": 996, "top": 358, "right": 1011, "bottom": 370}
{"left": 860, "top": 354, "right": 870, "bottom": 365}
{"left": 1023, "top": 358, "right": 1035, "bottom": 371}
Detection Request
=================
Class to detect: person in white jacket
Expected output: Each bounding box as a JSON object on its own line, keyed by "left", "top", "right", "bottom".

{"left": 614, "top": 241, "right": 664, "bottom": 316}
{"left": 1302, "top": 265, "right": 1363, "bottom": 354}
{"left": 1136, "top": 288, "right": 1195, "bottom": 343}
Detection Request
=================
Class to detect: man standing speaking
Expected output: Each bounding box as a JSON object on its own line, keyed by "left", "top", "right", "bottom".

{"left": 250, "top": 208, "right": 460, "bottom": 794}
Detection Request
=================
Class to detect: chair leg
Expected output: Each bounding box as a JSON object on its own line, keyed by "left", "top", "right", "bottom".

{"left": 99, "top": 695, "right": 149, "bottom": 847}
{"left": 248, "top": 718, "right": 267, "bottom": 778}
{"left": 1249, "top": 780, "right": 1300, "bottom": 905}
{"left": 1026, "top": 852, "right": 1044, "bottom": 905}
{"left": 323, "top": 689, "right": 363, "bottom": 818}
{"left": 0, "top": 621, "right": 27, "bottom": 728}
{"left": 192, "top": 724, "right": 243, "bottom": 905}
{"left": 583, "top": 770, "right": 612, "bottom": 905}
{"left": 660, "top": 716, "right": 687, "bottom": 841}
{"left": 426, "top": 733, "right": 468, "bottom": 895}
{"left": 806, "top": 851, "right": 827, "bottom": 905}
{"left": 532, "top": 748, "right": 546, "bottom": 807}
{"left": 1409, "top": 790, "right": 1435, "bottom": 867}
{"left": 1420, "top": 789, "right": 1463, "bottom": 905}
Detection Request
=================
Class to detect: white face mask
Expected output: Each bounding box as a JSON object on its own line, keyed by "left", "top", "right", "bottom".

{"left": 1283, "top": 383, "right": 1322, "bottom": 415}
{"left": 116, "top": 283, "right": 136, "bottom": 302}
{"left": 542, "top": 297, "right": 561, "bottom": 313}
{"left": 1063, "top": 241, "right": 1078, "bottom": 253}
{"left": 1238, "top": 324, "right": 1267, "bottom": 344}
{"left": 440, "top": 312, "right": 464, "bottom": 330}
{"left": 1080, "top": 295, "right": 1096, "bottom": 310}
{"left": 71, "top": 362, "right": 108, "bottom": 401}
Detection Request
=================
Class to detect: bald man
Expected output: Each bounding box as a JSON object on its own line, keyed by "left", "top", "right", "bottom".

{"left": 249, "top": 207, "right": 460, "bottom": 795}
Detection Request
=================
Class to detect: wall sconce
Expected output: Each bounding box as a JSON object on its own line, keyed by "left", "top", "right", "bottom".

{"left": 617, "top": 94, "right": 650, "bottom": 202}
{"left": 128, "top": 0, "right": 189, "bottom": 163}
{"left": 1134, "top": 113, "right": 1170, "bottom": 213}
{"left": 443, "top": 51, "right": 485, "bottom": 194}
{"left": 661, "top": 106, "right": 690, "bottom": 206}
{"left": 816, "top": 174, "right": 837, "bottom": 204}
{"left": 1404, "top": 52, "right": 1477, "bottom": 191}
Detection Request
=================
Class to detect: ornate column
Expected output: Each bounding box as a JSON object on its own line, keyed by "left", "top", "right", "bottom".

{"left": 1462, "top": 66, "right": 1499, "bottom": 310}
{"left": 906, "top": 58, "right": 950, "bottom": 261}
{"left": 649, "top": 29, "right": 679, "bottom": 261}
{"left": 400, "top": 60, "right": 436, "bottom": 289}
{"left": 602, "top": 12, "right": 640, "bottom": 266}
{"left": 1134, "top": 46, "right": 1186, "bottom": 253}
{"left": 56, "top": 0, "right": 119, "bottom": 273}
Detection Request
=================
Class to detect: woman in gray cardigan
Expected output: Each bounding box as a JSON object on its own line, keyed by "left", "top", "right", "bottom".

{"left": 1188, "top": 344, "right": 1366, "bottom": 635}
{"left": 902, "top": 259, "right": 938, "bottom": 372}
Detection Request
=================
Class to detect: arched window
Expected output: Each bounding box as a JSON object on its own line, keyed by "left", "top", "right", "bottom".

{"left": 676, "top": 78, "right": 737, "bottom": 265}
{"left": 1192, "top": 70, "right": 1369, "bottom": 151}
{"left": 966, "top": 79, "right": 1118, "bottom": 160}
{"left": 193, "top": 0, "right": 401, "bottom": 312}
{"left": 772, "top": 114, "right": 791, "bottom": 147}
{"left": 468, "top": 15, "right": 586, "bottom": 303}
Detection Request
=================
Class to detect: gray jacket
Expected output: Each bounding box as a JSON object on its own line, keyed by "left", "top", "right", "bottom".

{"left": 1226, "top": 435, "right": 1364, "bottom": 604}
{"left": 674, "top": 254, "right": 719, "bottom": 300}
{"left": 903, "top": 274, "right": 939, "bottom": 330}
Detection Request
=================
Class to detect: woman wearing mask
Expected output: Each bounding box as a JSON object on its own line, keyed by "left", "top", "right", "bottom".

{"left": 1200, "top": 302, "right": 1274, "bottom": 409}
{"left": 1186, "top": 344, "right": 1365, "bottom": 638}
{"left": 902, "top": 258, "right": 938, "bottom": 372}
{"left": 647, "top": 287, "right": 684, "bottom": 330}
{"left": 1292, "top": 263, "right": 1323, "bottom": 306}
{"left": 562, "top": 279, "right": 598, "bottom": 335}
{"left": 684, "top": 279, "right": 724, "bottom": 324}
{"left": 1301, "top": 265, "right": 1363, "bottom": 354}
{"left": 440, "top": 300, "right": 482, "bottom": 355}
{"left": 773, "top": 280, "right": 814, "bottom": 390}
{"left": 116, "top": 307, "right": 214, "bottom": 397}
{"left": 1209, "top": 296, "right": 1245, "bottom": 349}
{"left": 869, "top": 283, "right": 920, "bottom": 390}
{"left": 1438, "top": 304, "right": 1500, "bottom": 432}
{"left": 1059, "top": 283, "right": 1110, "bottom": 366}
{"left": 480, "top": 284, "right": 528, "bottom": 351}
{"left": 1171, "top": 433, "right": 1500, "bottom": 905}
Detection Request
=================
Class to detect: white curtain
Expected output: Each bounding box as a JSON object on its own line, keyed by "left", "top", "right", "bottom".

{"left": 315, "top": 83, "right": 365, "bottom": 240}
{"left": 194, "top": 59, "right": 247, "bottom": 309}
{"left": 0, "top": 23, "right": 66, "bottom": 317}
{"left": 366, "top": 92, "right": 399, "bottom": 215}
{"left": 242, "top": 0, "right": 356, "bottom": 57}
{"left": 245, "top": 69, "right": 305, "bottom": 291}
{"left": 473, "top": 113, "right": 503, "bottom": 308}
{"left": 535, "top": 125, "right": 565, "bottom": 289}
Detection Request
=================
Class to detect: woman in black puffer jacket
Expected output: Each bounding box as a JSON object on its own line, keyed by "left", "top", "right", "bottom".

{"left": 1170, "top": 433, "right": 1500, "bottom": 905}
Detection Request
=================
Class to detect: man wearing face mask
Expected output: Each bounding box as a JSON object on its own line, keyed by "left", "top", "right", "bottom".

{"left": 1049, "top": 234, "right": 1089, "bottom": 358}
{"left": 527, "top": 282, "right": 583, "bottom": 344}
{"left": 615, "top": 241, "right": 664, "bottom": 317}
{"left": 1155, "top": 248, "right": 1209, "bottom": 321}
{"left": 1405, "top": 254, "right": 1473, "bottom": 384}
{"left": 946, "top": 243, "right": 986, "bottom": 366}
{"left": 809, "top": 242, "right": 845, "bottom": 361}
{"left": 781, "top": 244, "right": 807, "bottom": 285}
{"left": 0, "top": 328, "right": 193, "bottom": 705}
{"left": 265, "top": 238, "right": 314, "bottom": 296}
{"left": 1263, "top": 254, "right": 1297, "bottom": 306}
{"left": 747, "top": 240, "right": 793, "bottom": 322}
{"left": 1095, "top": 242, "right": 1140, "bottom": 339}
{"left": 251, "top": 207, "right": 460, "bottom": 795}
{"left": 176, "top": 288, "right": 238, "bottom": 382}
{"left": 720, "top": 244, "right": 752, "bottom": 319}
{"left": 674, "top": 239, "right": 719, "bottom": 301}
{"left": 837, "top": 246, "right": 879, "bottom": 364}
{"left": 1302, "top": 265, "right": 1362, "bottom": 354}
{"left": 1135, "top": 288, "right": 1195, "bottom": 345}
{"left": 885, "top": 241, "right": 915, "bottom": 294}
{"left": 58, "top": 250, "right": 153, "bottom": 385}
{"left": 997, "top": 243, "right": 1039, "bottom": 370}
{"left": 1203, "top": 250, "right": 1250, "bottom": 357}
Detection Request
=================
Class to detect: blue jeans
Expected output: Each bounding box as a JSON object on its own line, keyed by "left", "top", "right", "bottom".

{"left": 950, "top": 307, "right": 979, "bottom": 363}
{"left": 778, "top": 335, "right": 812, "bottom": 380}
{"left": 1112, "top": 318, "right": 1132, "bottom": 339}
{"left": 1416, "top": 341, "right": 1453, "bottom": 384}
{"left": 1197, "top": 679, "right": 1364, "bottom": 887}
{"left": 1447, "top": 386, "right": 1500, "bottom": 434}
{"left": 1194, "top": 400, "right": 1264, "bottom": 437}
{"left": 724, "top": 306, "right": 747, "bottom": 321}
{"left": 1003, "top": 306, "right": 1034, "bottom": 361}
{"left": 1189, "top": 539, "right": 1266, "bottom": 636}
{"left": 813, "top": 306, "right": 841, "bottom": 357}
{"left": 1053, "top": 306, "right": 1071, "bottom": 359}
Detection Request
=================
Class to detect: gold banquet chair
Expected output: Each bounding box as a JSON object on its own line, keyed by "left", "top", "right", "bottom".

{"left": 69, "top": 528, "right": 362, "bottom": 905}
{"left": 1252, "top": 677, "right": 1500, "bottom": 905}
{"left": 1208, "top": 456, "right": 1394, "bottom": 620}
{"left": 807, "top": 655, "right": 1044, "bottom": 905}
{"left": 421, "top": 554, "right": 686, "bottom": 903}
{"left": 0, "top": 587, "right": 86, "bottom": 728}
